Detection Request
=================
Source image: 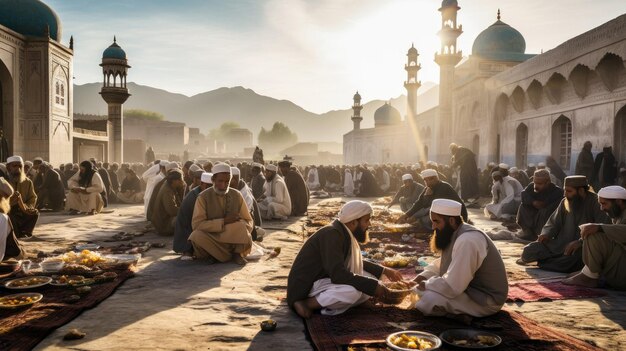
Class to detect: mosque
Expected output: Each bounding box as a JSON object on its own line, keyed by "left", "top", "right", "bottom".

{"left": 344, "top": 0, "right": 626, "bottom": 174}
{"left": 0, "top": 0, "right": 130, "bottom": 164}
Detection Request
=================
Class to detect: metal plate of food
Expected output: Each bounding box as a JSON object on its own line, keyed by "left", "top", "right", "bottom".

{"left": 439, "top": 329, "right": 502, "bottom": 348}
{"left": 386, "top": 330, "right": 442, "bottom": 351}
{"left": 0, "top": 292, "right": 43, "bottom": 308}
{"left": 4, "top": 276, "right": 52, "bottom": 290}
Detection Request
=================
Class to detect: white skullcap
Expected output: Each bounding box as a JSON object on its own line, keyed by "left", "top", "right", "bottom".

{"left": 338, "top": 200, "right": 373, "bottom": 224}
{"left": 6, "top": 156, "right": 23, "bottom": 164}
{"left": 528, "top": 163, "right": 536, "bottom": 167}
{"left": 230, "top": 167, "right": 240, "bottom": 176}
{"left": 499, "top": 163, "right": 510, "bottom": 170}
{"left": 159, "top": 160, "right": 169, "bottom": 167}
{"left": 344, "top": 168, "right": 351, "bottom": 173}
{"left": 411, "top": 164, "right": 420, "bottom": 170}
{"left": 266, "top": 164, "right": 278, "bottom": 172}
{"left": 24, "top": 161, "right": 33, "bottom": 167}
{"left": 538, "top": 162, "right": 546, "bottom": 167}
{"left": 201, "top": 172, "right": 213, "bottom": 184}
{"left": 509, "top": 167, "right": 519, "bottom": 173}
{"left": 598, "top": 186, "right": 626, "bottom": 200}
{"left": 0, "top": 178, "right": 14, "bottom": 197}
{"left": 189, "top": 164, "right": 202, "bottom": 173}
{"left": 212, "top": 163, "right": 231, "bottom": 174}
{"left": 33, "top": 157, "right": 43, "bottom": 162}
{"left": 430, "top": 199, "right": 462, "bottom": 217}
{"left": 402, "top": 174, "right": 413, "bottom": 181}
{"left": 251, "top": 162, "right": 263, "bottom": 169}
{"left": 165, "top": 162, "right": 179, "bottom": 171}
{"left": 421, "top": 169, "right": 438, "bottom": 179}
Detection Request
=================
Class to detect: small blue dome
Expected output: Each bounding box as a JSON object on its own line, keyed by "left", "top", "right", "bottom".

{"left": 441, "top": 0, "right": 458, "bottom": 8}
{"left": 0, "top": 0, "right": 61, "bottom": 41}
{"left": 374, "top": 102, "right": 401, "bottom": 127}
{"left": 103, "top": 38, "right": 127, "bottom": 60}
{"left": 472, "top": 19, "right": 526, "bottom": 61}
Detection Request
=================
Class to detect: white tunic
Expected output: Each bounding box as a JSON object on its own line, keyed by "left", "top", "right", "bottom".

{"left": 307, "top": 168, "right": 320, "bottom": 190}
{"left": 259, "top": 175, "right": 292, "bottom": 219}
{"left": 142, "top": 164, "right": 163, "bottom": 218}
{"left": 66, "top": 172, "right": 105, "bottom": 213}
{"left": 343, "top": 171, "right": 354, "bottom": 196}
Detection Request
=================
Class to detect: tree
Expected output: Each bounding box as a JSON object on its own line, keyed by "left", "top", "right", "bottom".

{"left": 258, "top": 122, "right": 298, "bottom": 151}
{"left": 125, "top": 109, "right": 165, "bottom": 121}
{"left": 208, "top": 122, "right": 241, "bottom": 141}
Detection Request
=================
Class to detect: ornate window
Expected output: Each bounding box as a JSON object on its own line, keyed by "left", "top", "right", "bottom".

{"left": 552, "top": 116, "right": 572, "bottom": 170}
{"left": 54, "top": 77, "right": 66, "bottom": 106}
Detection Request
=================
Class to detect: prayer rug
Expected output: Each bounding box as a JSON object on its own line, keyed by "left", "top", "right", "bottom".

{"left": 506, "top": 278, "right": 607, "bottom": 302}
{"left": 305, "top": 304, "right": 601, "bottom": 351}
{"left": 0, "top": 269, "right": 135, "bottom": 351}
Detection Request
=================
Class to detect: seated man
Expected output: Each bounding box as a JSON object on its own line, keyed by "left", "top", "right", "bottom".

{"left": 484, "top": 168, "right": 522, "bottom": 220}
{"left": 563, "top": 186, "right": 626, "bottom": 290}
{"left": 6, "top": 156, "right": 39, "bottom": 237}
{"left": 0, "top": 178, "right": 25, "bottom": 260}
{"left": 519, "top": 176, "right": 611, "bottom": 273}
{"left": 258, "top": 164, "right": 292, "bottom": 220}
{"left": 173, "top": 172, "right": 211, "bottom": 258}
{"left": 150, "top": 170, "right": 185, "bottom": 236}
{"left": 287, "top": 200, "right": 404, "bottom": 318}
{"left": 230, "top": 166, "right": 265, "bottom": 241}
{"left": 413, "top": 199, "right": 508, "bottom": 318}
{"left": 66, "top": 161, "right": 105, "bottom": 215}
{"left": 398, "top": 169, "right": 468, "bottom": 231}
{"left": 116, "top": 169, "right": 145, "bottom": 204}
{"left": 388, "top": 174, "right": 424, "bottom": 212}
{"left": 188, "top": 164, "right": 253, "bottom": 265}
{"left": 515, "top": 170, "right": 563, "bottom": 241}
{"left": 249, "top": 163, "right": 266, "bottom": 201}
{"left": 35, "top": 162, "right": 66, "bottom": 211}
{"left": 278, "top": 160, "right": 309, "bottom": 217}
{"left": 306, "top": 166, "right": 321, "bottom": 191}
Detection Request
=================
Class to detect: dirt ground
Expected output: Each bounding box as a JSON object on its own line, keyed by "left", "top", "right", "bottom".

{"left": 14, "top": 196, "right": 625, "bottom": 350}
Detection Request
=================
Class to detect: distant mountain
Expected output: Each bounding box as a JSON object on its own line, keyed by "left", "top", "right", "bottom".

{"left": 73, "top": 82, "right": 439, "bottom": 143}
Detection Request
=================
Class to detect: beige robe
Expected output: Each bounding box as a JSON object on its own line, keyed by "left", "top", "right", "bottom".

{"left": 189, "top": 189, "right": 253, "bottom": 262}
{"left": 259, "top": 175, "right": 292, "bottom": 219}
{"left": 66, "top": 172, "right": 104, "bottom": 213}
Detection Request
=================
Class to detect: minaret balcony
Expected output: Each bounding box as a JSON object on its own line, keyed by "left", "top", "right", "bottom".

{"left": 435, "top": 52, "right": 462, "bottom": 66}
{"left": 405, "top": 64, "right": 422, "bottom": 70}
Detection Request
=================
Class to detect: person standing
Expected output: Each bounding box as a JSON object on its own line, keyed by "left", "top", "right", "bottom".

{"left": 575, "top": 141, "right": 595, "bottom": 182}
{"left": 279, "top": 160, "right": 309, "bottom": 216}
{"left": 450, "top": 143, "right": 480, "bottom": 201}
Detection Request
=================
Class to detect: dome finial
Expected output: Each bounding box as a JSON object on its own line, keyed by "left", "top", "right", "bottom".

{"left": 70, "top": 35, "right": 74, "bottom": 50}
{"left": 497, "top": 9, "right": 501, "bottom": 21}
{"left": 114, "top": 35, "right": 117, "bottom": 43}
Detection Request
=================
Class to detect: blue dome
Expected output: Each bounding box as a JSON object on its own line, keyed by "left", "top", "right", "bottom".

{"left": 374, "top": 102, "right": 401, "bottom": 127}
{"left": 441, "top": 0, "right": 458, "bottom": 8}
{"left": 103, "top": 38, "right": 127, "bottom": 60}
{"left": 0, "top": 0, "right": 61, "bottom": 41}
{"left": 472, "top": 19, "right": 527, "bottom": 61}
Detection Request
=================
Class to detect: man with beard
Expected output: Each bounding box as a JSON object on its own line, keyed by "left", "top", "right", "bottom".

{"left": 509, "top": 167, "right": 529, "bottom": 188}
{"left": 563, "top": 186, "right": 626, "bottom": 290}
{"left": 116, "top": 169, "right": 144, "bottom": 204}
{"left": 450, "top": 143, "right": 479, "bottom": 202}
{"left": 66, "top": 160, "right": 105, "bottom": 215}
{"left": 147, "top": 162, "right": 181, "bottom": 221}
{"left": 484, "top": 165, "right": 522, "bottom": 220}
{"left": 398, "top": 169, "right": 468, "bottom": 231}
{"left": 174, "top": 172, "right": 211, "bottom": 258}
{"left": 388, "top": 174, "right": 424, "bottom": 212}
{"left": 151, "top": 170, "right": 185, "bottom": 236}
{"left": 249, "top": 163, "right": 266, "bottom": 201}
{"left": 5, "top": 156, "right": 39, "bottom": 238}
{"left": 278, "top": 160, "right": 309, "bottom": 216}
{"left": 258, "top": 164, "right": 292, "bottom": 220}
{"left": 519, "top": 176, "right": 611, "bottom": 272}
{"left": 413, "top": 199, "right": 508, "bottom": 318}
{"left": 35, "top": 162, "right": 65, "bottom": 211}
{"left": 287, "top": 200, "right": 405, "bottom": 318}
{"left": 188, "top": 164, "right": 253, "bottom": 265}
{"left": 515, "top": 170, "right": 563, "bottom": 241}
{"left": 575, "top": 141, "right": 595, "bottom": 182}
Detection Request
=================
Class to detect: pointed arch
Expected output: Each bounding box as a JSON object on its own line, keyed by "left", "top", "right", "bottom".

{"left": 551, "top": 115, "right": 572, "bottom": 170}
{"left": 510, "top": 86, "right": 525, "bottom": 113}
{"left": 596, "top": 53, "right": 624, "bottom": 92}
{"left": 526, "top": 80, "right": 543, "bottom": 109}
{"left": 545, "top": 73, "right": 567, "bottom": 104}
{"left": 569, "top": 64, "right": 591, "bottom": 98}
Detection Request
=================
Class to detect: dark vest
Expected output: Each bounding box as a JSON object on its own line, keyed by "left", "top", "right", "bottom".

{"left": 440, "top": 223, "right": 508, "bottom": 305}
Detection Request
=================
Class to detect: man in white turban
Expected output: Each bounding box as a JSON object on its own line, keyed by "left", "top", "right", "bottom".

{"left": 563, "top": 185, "right": 626, "bottom": 290}
{"left": 258, "top": 164, "right": 292, "bottom": 220}
{"left": 287, "top": 200, "right": 405, "bottom": 318}
{"left": 412, "top": 199, "right": 508, "bottom": 319}
{"left": 388, "top": 174, "right": 424, "bottom": 212}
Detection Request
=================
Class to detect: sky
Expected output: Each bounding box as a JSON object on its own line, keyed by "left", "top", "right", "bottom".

{"left": 48, "top": 0, "right": 626, "bottom": 114}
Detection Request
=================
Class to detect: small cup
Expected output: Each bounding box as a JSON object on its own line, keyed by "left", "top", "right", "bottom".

{"left": 20, "top": 260, "right": 32, "bottom": 274}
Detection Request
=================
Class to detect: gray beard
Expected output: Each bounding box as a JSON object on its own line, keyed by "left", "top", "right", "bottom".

{"left": 9, "top": 171, "right": 25, "bottom": 184}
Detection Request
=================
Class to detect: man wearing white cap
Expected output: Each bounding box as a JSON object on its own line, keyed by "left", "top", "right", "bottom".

{"left": 6, "top": 156, "right": 39, "bottom": 237}
{"left": 142, "top": 160, "right": 166, "bottom": 218}
{"left": 484, "top": 165, "right": 522, "bottom": 220}
{"left": 250, "top": 162, "right": 266, "bottom": 200}
{"left": 388, "top": 174, "right": 424, "bottom": 212}
{"left": 288, "top": 200, "right": 405, "bottom": 318}
{"left": 150, "top": 169, "right": 185, "bottom": 235}
{"left": 413, "top": 199, "right": 508, "bottom": 318}
{"left": 509, "top": 166, "right": 529, "bottom": 188}
{"left": 189, "top": 164, "right": 253, "bottom": 265}
{"left": 258, "top": 164, "right": 292, "bottom": 220}
{"left": 147, "top": 162, "right": 182, "bottom": 221}
{"left": 398, "top": 169, "right": 467, "bottom": 230}
{"left": 173, "top": 172, "right": 212, "bottom": 258}
{"left": 564, "top": 186, "right": 626, "bottom": 290}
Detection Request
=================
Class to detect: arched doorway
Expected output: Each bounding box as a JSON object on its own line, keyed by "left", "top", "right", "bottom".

{"left": 0, "top": 59, "right": 13, "bottom": 161}
{"left": 615, "top": 105, "right": 626, "bottom": 167}
{"left": 516, "top": 123, "right": 528, "bottom": 168}
{"left": 551, "top": 115, "right": 572, "bottom": 170}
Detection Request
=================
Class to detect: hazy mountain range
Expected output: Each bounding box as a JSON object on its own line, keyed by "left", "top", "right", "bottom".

{"left": 73, "top": 82, "right": 439, "bottom": 143}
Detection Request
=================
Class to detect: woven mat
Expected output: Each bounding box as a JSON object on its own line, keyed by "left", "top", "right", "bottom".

{"left": 0, "top": 269, "right": 134, "bottom": 350}
{"left": 305, "top": 304, "right": 601, "bottom": 351}
{"left": 507, "top": 278, "right": 607, "bottom": 302}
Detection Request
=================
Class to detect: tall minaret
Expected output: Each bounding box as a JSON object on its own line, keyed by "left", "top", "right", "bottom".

{"left": 100, "top": 36, "right": 130, "bottom": 163}
{"left": 404, "top": 44, "right": 421, "bottom": 121}
{"left": 351, "top": 91, "right": 363, "bottom": 130}
{"left": 434, "top": 0, "right": 462, "bottom": 160}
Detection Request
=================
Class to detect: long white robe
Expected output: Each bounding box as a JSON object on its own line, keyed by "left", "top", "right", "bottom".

{"left": 344, "top": 170, "right": 354, "bottom": 196}
{"left": 415, "top": 231, "right": 502, "bottom": 317}
{"left": 66, "top": 172, "right": 105, "bottom": 213}
{"left": 307, "top": 168, "right": 320, "bottom": 190}
{"left": 142, "top": 164, "right": 163, "bottom": 218}
{"left": 259, "top": 175, "right": 292, "bottom": 219}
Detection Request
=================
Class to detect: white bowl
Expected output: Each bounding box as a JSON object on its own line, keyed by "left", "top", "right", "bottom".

{"left": 40, "top": 259, "right": 65, "bottom": 272}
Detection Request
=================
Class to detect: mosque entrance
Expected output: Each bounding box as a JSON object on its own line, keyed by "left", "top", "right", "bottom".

{"left": 615, "top": 105, "right": 626, "bottom": 167}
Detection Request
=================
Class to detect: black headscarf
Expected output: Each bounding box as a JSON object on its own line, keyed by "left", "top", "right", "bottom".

{"left": 78, "top": 160, "right": 96, "bottom": 187}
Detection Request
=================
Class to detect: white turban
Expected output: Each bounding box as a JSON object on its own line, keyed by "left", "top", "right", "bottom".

{"left": 0, "top": 178, "right": 14, "bottom": 197}
{"left": 24, "top": 161, "right": 33, "bottom": 167}
{"left": 212, "top": 163, "right": 231, "bottom": 174}
{"left": 6, "top": 156, "right": 23, "bottom": 164}
{"left": 338, "top": 200, "right": 373, "bottom": 224}
{"left": 402, "top": 174, "right": 413, "bottom": 181}
{"left": 33, "top": 157, "right": 43, "bottom": 162}
{"left": 165, "top": 162, "right": 179, "bottom": 171}
{"left": 201, "top": 172, "right": 213, "bottom": 184}
{"left": 266, "top": 164, "right": 278, "bottom": 172}
{"left": 189, "top": 164, "right": 202, "bottom": 173}
{"left": 230, "top": 167, "right": 240, "bottom": 176}
{"left": 252, "top": 162, "right": 263, "bottom": 169}
{"left": 159, "top": 160, "right": 170, "bottom": 167}
{"left": 498, "top": 163, "right": 510, "bottom": 170}
{"left": 430, "top": 199, "right": 462, "bottom": 216}
{"left": 509, "top": 167, "right": 519, "bottom": 173}
{"left": 421, "top": 169, "right": 438, "bottom": 179}
{"left": 598, "top": 186, "right": 626, "bottom": 200}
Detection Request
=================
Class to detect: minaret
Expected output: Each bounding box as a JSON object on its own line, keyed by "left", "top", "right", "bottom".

{"left": 434, "top": 0, "right": 462, "bottom": 161}
{"left": 100, "top": 36, "right": 131, "bottom": 163}
{"left": 351, "top": 91, "right": 363, "bottom": 130}
{"left": 404, "top": 44, "right": 421, "bottom": 121}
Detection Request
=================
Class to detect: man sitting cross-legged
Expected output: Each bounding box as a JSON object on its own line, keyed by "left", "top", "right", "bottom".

{"left": 287, "top": 200, "right": 405, "bottom": 318}
{"left": 563, "top": 185, "right": 626, "bottom": 290}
